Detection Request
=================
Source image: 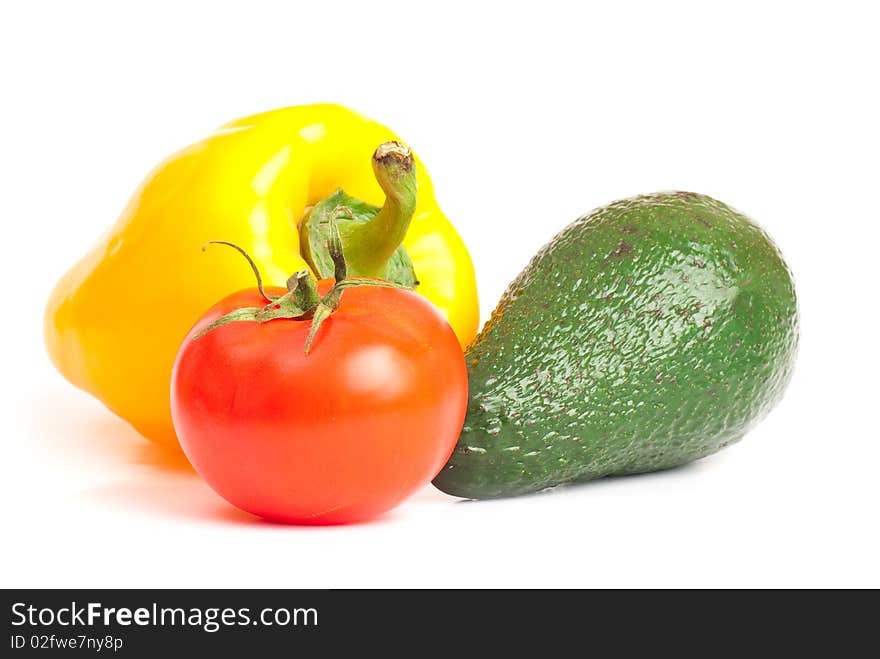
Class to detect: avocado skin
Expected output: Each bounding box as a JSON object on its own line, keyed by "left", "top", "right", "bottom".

{"left": 433, "top": 192, "right": 798, "bottom": 499}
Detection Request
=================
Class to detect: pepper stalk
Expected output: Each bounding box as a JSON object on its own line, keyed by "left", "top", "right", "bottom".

{"left": 299, "top": 141, "right": 419, "bottom": 287}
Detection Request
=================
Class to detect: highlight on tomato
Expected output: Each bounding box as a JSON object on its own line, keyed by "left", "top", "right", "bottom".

{"left": 170, "top": 216, "right": 468, "bottom": 525}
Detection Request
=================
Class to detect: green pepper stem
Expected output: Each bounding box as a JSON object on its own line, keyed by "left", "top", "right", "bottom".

{"left": 343, "top": 141, "right": 417, "bottom": 278}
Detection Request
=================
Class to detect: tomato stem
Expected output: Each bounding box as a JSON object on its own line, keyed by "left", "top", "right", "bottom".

{"left": 201, "top": 241, "right": 277, "bottom": 303}
{"left": 196, "top": 209, "right": 412, "bottom": 354}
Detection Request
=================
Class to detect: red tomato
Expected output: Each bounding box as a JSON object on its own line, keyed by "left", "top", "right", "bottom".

{"left": 171, "top": 282, "right": 468, "bottom": 524}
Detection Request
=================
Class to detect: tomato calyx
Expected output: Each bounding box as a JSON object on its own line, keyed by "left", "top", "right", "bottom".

{"left": 195, "top": 209, "right": 412, "bottom": 354}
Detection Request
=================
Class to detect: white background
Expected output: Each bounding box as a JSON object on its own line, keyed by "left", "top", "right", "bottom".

{"left": 2, "top": 1, "right": 878, "bottom": 588}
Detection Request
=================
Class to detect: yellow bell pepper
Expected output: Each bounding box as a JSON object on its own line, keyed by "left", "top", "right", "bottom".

{"left": 45, "top": 104, "right": 479, "bottom": 449}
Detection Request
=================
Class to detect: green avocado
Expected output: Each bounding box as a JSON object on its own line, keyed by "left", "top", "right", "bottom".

{"left": 433, "top": 192, "right": 798, "bottom": 499}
